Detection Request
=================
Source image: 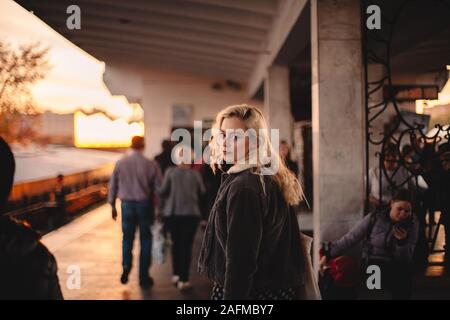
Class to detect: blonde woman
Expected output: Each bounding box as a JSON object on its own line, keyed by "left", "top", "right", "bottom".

{"left": 198, "top": 104, "right": 305, "bottom": 300}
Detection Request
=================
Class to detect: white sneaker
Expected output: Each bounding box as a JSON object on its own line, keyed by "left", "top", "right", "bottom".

{"left": 177, "top": 281, "right": 192, "bottom": 291}
{"left": 171, "top": 275, "right": 180, "bottom": 285}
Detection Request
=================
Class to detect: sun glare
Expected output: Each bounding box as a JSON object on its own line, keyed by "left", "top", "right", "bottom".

{"left": 74, "top": 111, "right": 144, "bottom": 148}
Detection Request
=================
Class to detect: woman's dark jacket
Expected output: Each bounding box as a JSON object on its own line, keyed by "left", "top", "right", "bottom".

{"left": 0, "top": 217, "right": 63, "bottom": 299}
{"left": 198, "top": 168, "right": 305, "bottom": 299}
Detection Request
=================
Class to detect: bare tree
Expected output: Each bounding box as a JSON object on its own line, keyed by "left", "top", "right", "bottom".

{"left": 0, "top": 41, "right": 50, "bottom": 144}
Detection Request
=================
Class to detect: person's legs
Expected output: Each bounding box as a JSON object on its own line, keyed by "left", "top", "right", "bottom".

{"left": 414, "top": 204, "right": 429, "bottom": 267}
{"left": 441, "top": 210, "right": 450, "bottom": 263}
{"left": 390, "top": 262, "right": 413, "bottom": 300}
{"left": 179, "top": 216, "right": 199, "bottom": 282}
{"left": 121, "top": 202, "right": 137, "bottom": 282}
{"left": 364, "top": 259, "right": 390, "bottom": 300}
{"left": 169, "top": 217, "right": 183, "bottom": 279}
{"left": 136, "top": 202, "right": 152, "bottom": 283}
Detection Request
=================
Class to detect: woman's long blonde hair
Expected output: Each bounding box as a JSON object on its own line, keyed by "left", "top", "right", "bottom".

{"left": 209, "top": 104, "right": 304, "bottom": 206}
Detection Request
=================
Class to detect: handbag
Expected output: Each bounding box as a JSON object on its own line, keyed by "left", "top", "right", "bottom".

{"left": 299, "top": 232, "right": 322, "bottom": 300}
{"left": 151, "top": 221, "right": 168, "bottom": 264}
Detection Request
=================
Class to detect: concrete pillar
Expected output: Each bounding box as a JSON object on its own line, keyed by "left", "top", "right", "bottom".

{"left": 264, "top": 65, "right": 293, "bottom": 145}
{"left": 311, "top": 0, "right": 365, "bottom": 267}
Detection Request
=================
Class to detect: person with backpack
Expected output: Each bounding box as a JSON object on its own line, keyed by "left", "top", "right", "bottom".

{"left": 320, "top": 189, "right": 418, "bottom": 299}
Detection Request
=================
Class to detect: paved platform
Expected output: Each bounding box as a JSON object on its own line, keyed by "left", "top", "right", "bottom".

{"left": 42, "top": 204, "right": 450, "bottom": 300}
{"left": 42, "top": 204, "right": 212, "bottom": 300}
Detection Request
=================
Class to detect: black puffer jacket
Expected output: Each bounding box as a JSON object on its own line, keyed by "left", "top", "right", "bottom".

{"left": 0, "top": 217, "right": 63, "bottom": 300}
{"left": 198, "top": 168, "right": 305, "bottom": 299}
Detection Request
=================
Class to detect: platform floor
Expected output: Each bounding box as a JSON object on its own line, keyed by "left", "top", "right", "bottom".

{"left": 42, "top": 204, "right": 211, "bottom": 300}
{"left": 42, "top": 204, "right": 450, "bottom": 300}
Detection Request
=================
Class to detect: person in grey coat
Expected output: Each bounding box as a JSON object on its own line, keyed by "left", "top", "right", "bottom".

{"left": 320, "top": 189, "right": 418, "bottom": 299}
{"left": 157, "top": 145, "right": 205, "bottom": 291}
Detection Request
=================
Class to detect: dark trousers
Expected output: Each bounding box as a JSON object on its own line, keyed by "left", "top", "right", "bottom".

{"left": 441, "top": 210, "right": 450, "bottom": 257}
{"left": 121, "top": 201, "right": 153, "bottom": 281}
{"left": 165, "top": 215, "right": 199, "bottom": 282}
{"left": 367, "top": 259, "right": 413, "bottom": 300}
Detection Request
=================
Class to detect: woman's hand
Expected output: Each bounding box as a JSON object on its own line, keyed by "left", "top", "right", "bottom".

{"left": 319, "top": 255, "right": 328, "bottom": 276}
{"left": 393, "top": 226, "right": 408, "bottom": 241}
{"left": 111, "top": 206, "right": 117, "bottom": 221}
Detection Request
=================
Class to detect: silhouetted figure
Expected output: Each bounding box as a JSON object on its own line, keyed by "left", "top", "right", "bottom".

{"left": 199, "top": 163, "right": 221, "bottom": 222}
{"left": 368, "top": 143, "right": 426, "bottom": 210}
{"left": 108, "top": 136, "right": 162, "bottom": 288}
{"left": 423, "top": 142, "right": 450, "bottom": 263}
{"left": 0, "top": 137, "right": 63, "bottom": 300}
{"left": 52, "top": 173, "right": 68, "bottom": 228}
{"left": 279, "top": 140, "right": 299, "bottom": 177}
{"left": 155, "top": 140, "right": 176, "bottom": 175}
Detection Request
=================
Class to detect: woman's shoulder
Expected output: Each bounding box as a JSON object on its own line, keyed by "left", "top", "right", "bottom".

{"left": 164, "top": 166, "right": 177, "bottom": 176}
{"left": 228, "top": 170, "right": 265, "bottom": 195}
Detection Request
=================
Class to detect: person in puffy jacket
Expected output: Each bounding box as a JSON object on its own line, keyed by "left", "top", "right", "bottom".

{"left": 320, "top": 189, "right": 418, "bottom": 299}
{"left": 0, "top": 137, "right": 63, "bottom": 300}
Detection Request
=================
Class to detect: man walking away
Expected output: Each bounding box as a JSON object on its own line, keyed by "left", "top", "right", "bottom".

{"left": 108, "top": 136, "right": 162, "bottom": 288}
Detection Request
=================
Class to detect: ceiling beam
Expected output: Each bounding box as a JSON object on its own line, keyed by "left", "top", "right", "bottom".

{"left": 75, "top": 0, "right": 274, "bottom": 30}
{"left": 67, "top": 29, "right": 261, "bottom": 61}
{"left": 66, "top": 19, "right": 266, "bottom": 53}
{"left": 92, "top": 47, "right": 251, "bottom": 75}
{"left": 24, "top": 1, "right": 269, "bottom": 42}
{"left": 80, "top": 40, "right": 254, "bottom": 70}
{"left": 248, "top": 0, "right": 308, "bottom": 96}
{"left": 184, "top": 0, "right": 279, "bottom": 16}
{"left": 73, "top": 34, "right": 255, "bottom": 65}
{"left": 95, "top": 49, "right": 249, "bottom": 80}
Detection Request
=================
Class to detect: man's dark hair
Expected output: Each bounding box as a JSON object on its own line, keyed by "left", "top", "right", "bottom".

{"left": 438, "top": 142, "right": 450, "bottom": 155}
{"left": 0, "top": 137, "right": 15, "bottom": 213}
{"left": 131, "top": 136, "right": 145, "bottom": 150}
{"left": 161, "top": 139, "right": 173, "bottom": 152}
{"left": 383, "top": 143, "right": 398, "bottom": 158}
{"left": 401, "top": 144, "right": 413, "bottom": 157}
{"left": 392, "top": 189, "right": 412, "bottom": 204}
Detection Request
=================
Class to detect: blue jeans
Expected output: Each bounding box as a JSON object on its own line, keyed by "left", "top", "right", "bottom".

{"left": 121, "top": 201, "right": 153, "bottom": 281}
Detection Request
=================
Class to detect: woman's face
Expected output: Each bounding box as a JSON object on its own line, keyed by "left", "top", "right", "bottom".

{"left": 220, "top": 116, "right": 250, "bottom": 164}
{"left": 389, "top": 200, "right": 412, "bottom": 223}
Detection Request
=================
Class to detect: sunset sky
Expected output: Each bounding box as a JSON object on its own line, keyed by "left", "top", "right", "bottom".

{"left": 0, "top": 0, "right": 140, "bottom": 122}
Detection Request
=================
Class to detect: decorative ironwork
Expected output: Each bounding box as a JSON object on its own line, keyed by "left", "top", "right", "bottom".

{"left": 362, "top": 0, "right": 450, "bottom": 217}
